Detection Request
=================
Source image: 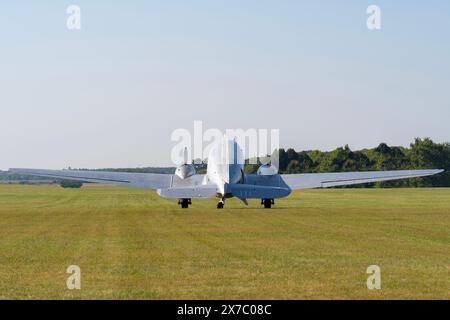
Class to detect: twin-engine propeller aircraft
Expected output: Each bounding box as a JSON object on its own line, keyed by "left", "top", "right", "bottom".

{"left": 10, "top": 139, "right": 443, "bottom": 209}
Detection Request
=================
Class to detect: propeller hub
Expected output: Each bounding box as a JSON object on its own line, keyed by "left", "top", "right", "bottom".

{"left": 175, "top": 164, "right": 196, "bottom": 179}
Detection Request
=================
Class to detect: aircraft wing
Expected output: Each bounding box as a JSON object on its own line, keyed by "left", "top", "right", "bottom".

{"left": 280, "top": 169, "right": 444, "bottom": 190}
{"left": 8, "top": 168, "right": 204, "bottom": 190}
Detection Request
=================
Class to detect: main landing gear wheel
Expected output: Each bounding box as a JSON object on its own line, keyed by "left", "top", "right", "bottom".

{"left": 179, "top": 198, "right": 191, "bottom": 209}
{"left": 262, "top": 199, "right": 274, "bottom": 209}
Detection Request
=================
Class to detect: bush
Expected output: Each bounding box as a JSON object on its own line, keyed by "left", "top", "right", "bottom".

{"left": 60, "top": 180, "right": 83, "bottom": 188}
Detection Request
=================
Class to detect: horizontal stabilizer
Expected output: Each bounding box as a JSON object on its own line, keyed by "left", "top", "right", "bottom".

{"left": 225, "top": 184, "right": 291, "bottom": 199}
{"left": 157, "top": 186, "right": 217, "bottom": 199}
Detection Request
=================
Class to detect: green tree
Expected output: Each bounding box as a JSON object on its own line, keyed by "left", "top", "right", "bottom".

{"left": 286, "top": 160, "right": 302, "bottom": 173}
{"left": 408, "top": 138, "right": 450, "bottom": 187}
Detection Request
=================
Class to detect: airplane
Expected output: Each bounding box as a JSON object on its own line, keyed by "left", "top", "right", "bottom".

{"left": 9, "top": 138, "right": 444, "bottom": 209}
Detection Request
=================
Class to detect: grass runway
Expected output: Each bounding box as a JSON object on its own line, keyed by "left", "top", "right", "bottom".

{"left": 0, "top": 184, "right": 449, "bottom": 299}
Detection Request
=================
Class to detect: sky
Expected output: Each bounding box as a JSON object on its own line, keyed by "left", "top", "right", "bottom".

{"left": 0, "top": 1, "right": 449, "bottom": 169}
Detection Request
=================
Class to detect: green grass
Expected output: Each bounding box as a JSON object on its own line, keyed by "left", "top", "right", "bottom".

{"left": 0, "top": 184, "right": 449, "bottom": 299}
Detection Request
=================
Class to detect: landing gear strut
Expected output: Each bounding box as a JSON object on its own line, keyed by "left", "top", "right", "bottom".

{"left": 261, "top": 198, "right": 274, "bottom": 209}
{"left": 217, "top": 197, "right": 226, "bottom": 209}
{"left": 178, "top": 198, "right": 191, "bottom": 209}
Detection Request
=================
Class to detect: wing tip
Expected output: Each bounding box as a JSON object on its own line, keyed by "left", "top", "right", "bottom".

{"left": 429, "top": 169, "right": 445, "bottom": 175}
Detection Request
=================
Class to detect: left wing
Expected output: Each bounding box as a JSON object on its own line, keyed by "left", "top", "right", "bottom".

{"left": 9, "top": 168, "right": 193, "bottom": 190}
{"left": 280, "top": 169, "right": 444, "bottom": 190}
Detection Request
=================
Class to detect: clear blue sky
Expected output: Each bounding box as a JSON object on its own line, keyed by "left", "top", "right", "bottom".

{"left": 1, "top": 1, "right": 449, "bottom": 168}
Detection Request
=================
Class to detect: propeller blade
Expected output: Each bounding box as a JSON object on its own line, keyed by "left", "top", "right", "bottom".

{"left": 183, "top": 147, "right": 188, "bottom": 165}
{"left": 271, "top": 149, "right": 279, "bottom": 171}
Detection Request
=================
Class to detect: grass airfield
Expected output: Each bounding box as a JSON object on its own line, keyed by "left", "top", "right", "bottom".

{"left": 0, "top": 184, "right": 448, "bottom": 299}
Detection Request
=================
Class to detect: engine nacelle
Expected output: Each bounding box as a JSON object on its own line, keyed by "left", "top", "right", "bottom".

{"left": 175, "top": 164, "right": 196, "bottom": 179}
{"left": 257, "top": 163, "right": 278, "bottom": 176}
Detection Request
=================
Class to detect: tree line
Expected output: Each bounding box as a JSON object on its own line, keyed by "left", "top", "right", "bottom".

{"left": 244, "top": 138, "right": 449, "bottom": 187}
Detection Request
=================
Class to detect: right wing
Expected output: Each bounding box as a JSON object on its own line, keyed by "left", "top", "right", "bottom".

{"left": 9, "top": 168, "right": 204, "bottom": 190}
{"left": 280, "top": 169, "right": 444, "bottom": 190}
